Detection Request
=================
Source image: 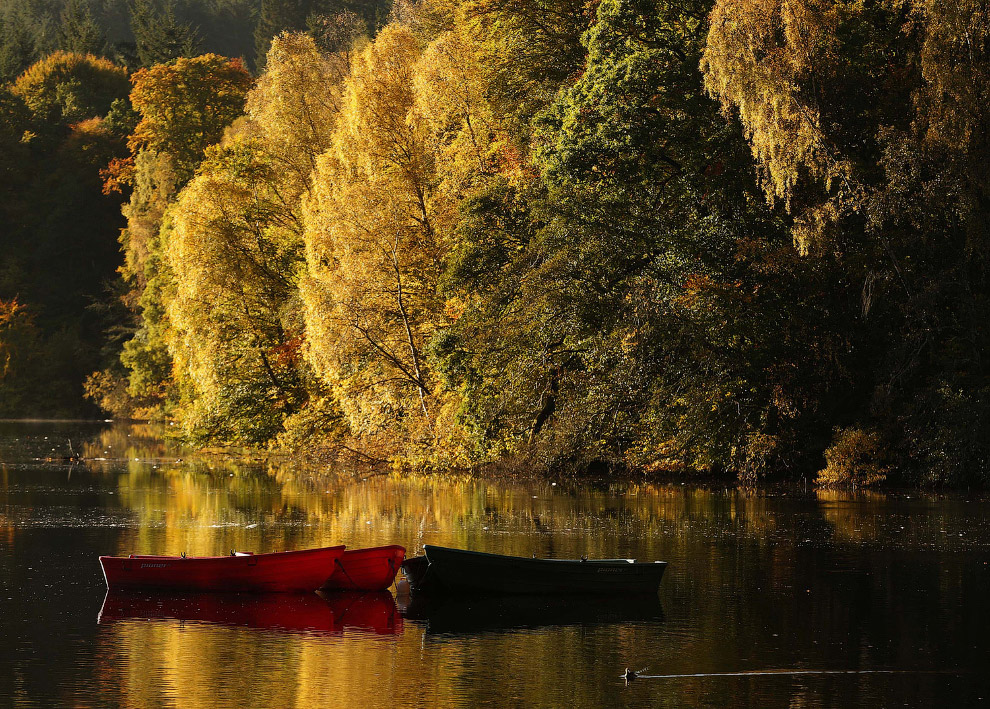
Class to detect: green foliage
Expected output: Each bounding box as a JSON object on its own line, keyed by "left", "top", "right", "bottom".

{"left": 11, "top": 50, "right": 128, "bottom": 126}
{"left": 128, "top": 0, "right": 201, "bottom": 67}
{"left": 0, "top": 1, "right": 49, "bottom": 82}
{"left": 57, "top": 0, "right": 107, "bottom": 56}
{"left": 438, "top": 0, "right": 825, "bottom": 474}
{"left": 1, "top": 52, "right": 129, "bottom": 416}
{"left": 2, "top": 0, "right": 989, "bottom": 487}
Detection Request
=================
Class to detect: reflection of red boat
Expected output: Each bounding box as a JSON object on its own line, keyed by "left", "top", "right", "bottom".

{"left": 99, "top": 546, "right": 345, "bottom": 593}
{"left": 98, "top": 590, "right": 337, "bottom": 633}
{"left": 320, "top": 545, "right": 405, "bottom": 591}
{"left": 321, "top": 591, "right": 404, "bottom": 635}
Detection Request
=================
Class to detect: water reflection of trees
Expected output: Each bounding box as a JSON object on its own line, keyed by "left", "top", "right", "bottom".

{"left": 21, "top": 423, "right": 977, "bottom": 707}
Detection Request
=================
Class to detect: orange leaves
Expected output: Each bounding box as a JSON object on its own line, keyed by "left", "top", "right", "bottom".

{"left": 0, "top": 298, "right": 30, "bottom": 328}
{"left": 270, "top": 335, "right": 305, "bottom": 370}
{"left": 101, "top": 156, "right": 135, "bottom": 194}
{"left": 676, "top": 273, "right": 749, "bottom": 309}
{"left": 128, "top": 54, "right": 252, "bottom": 176}
{"left": 0, "top": 298, "right": 35, "bottom": 379}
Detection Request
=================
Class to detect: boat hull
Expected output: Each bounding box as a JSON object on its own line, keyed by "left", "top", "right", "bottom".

{"left": 320, "top": 545, "right": 405, "bottom": 591}
{"left": 98, "top": 590, "right": 337, "bottom": 633}
{"left": 99, "top": 546, "right": 345, "bottom": 593}
{"left": 409, "top": 545, "right": 667, "bottom": 595}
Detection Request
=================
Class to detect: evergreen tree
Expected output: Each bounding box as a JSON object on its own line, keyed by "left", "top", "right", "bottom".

{"left": 0, "top": 3, "right": 47, "bottom": 82}
{"left": 255, "top": 0, "right": 311, "bottom": 67}
{"left": 57, "top": 0, "right": 107, "bottom": 56}
{"left": 128, "top": 0, "right": 200, "bottom": 68}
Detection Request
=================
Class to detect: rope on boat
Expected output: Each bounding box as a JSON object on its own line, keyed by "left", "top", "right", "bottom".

{"left": 335, "top": 557, "right": 359, "bottom": 588}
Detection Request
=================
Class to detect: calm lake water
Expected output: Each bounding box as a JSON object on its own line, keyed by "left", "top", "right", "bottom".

{"left": 1, "top": 420, "right": 988, "bottom": 707}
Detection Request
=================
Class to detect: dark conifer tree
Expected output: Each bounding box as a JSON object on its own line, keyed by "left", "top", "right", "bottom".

{"left": 129, "top": 0, "right": 200, "bottom": 67}
{"left": 57, "top": 0, "right": 107, "bottom": 56}
{"left": 0, "top": 4, "right": 46, "bottom": 82}
{"left": 254, "top": 0, "right": 311, "bottom": 67}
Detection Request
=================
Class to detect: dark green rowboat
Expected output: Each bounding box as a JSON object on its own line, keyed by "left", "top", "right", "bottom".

{"left": 402, "top": 545, "right": 667, "bottom": 595}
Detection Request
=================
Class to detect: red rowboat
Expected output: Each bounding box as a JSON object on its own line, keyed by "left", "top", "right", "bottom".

{"left": 320, "top": 545, "right": 406, "bottom": 591}
{"left": 99, "top": 546, "right": 345, "bottom": 593}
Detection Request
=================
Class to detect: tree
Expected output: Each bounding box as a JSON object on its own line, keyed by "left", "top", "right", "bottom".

{"left": 434, "top": 0, "right": 852, "bottom": 477}
{"left": 160, "top": 33, "right": 347, "bottom": 442}
{"left": 128, "top": 0, "right": 201, "bottom": 68}
{"left": 302, "top": 24, "right": 446, "bottom": 452}
{"left": 0, "top": 299, "right": 42, "bottom": 415}
{"left": 11, "top": 50, "right": 128, "bottom": 127}
{"left": 128, "top": 53, "right": 252, "bottom": 179}
{"left": 0, "top": 2, "right": 48, "bottom": 83}
{"left": 255, "top": 0, "right": 327, "bottom": 67}
{"left": 246, "top": 32, "right": 345, "bottom": 192}
{"left": 702, "top": 0, "right": 990, "bottom": 484}
{"left": 165, "top": 139, "right": 310, "bottom": 441}
{"left": 57, "top": 0, "right": 107, "bottom": 57}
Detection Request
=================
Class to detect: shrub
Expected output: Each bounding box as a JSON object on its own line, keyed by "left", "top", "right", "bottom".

{"left": 817, "top": 427, "right": 892, "bottom": 488}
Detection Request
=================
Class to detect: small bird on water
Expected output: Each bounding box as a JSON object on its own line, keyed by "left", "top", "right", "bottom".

{"left": 621, "top": 667, "right": 648, "bottom": 683}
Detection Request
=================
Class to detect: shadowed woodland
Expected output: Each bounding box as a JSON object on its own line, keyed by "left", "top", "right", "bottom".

{"left": 1, "top": 0, "right": 989, "bottom": 487}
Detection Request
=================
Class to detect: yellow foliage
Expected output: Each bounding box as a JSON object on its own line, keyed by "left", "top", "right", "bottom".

{"left": 129, "top": 54, "right": 251, "bottom": 175}
{"left": 702, "top": 0, "right": 853, "bottom": 209}
{"left": 414, "top": 28, "right": 500, "bottom": 196}
{"left": 12, "top": 50, "right": 128, "bottom": 122}
{"left": 246, "top": 33, "right": 347, "bottom": 194}
{"left": 301, "top": 24, "right": 444, "bottom": 445}
{"left": 817, "top": 427, "right": 892, "bottom": 488}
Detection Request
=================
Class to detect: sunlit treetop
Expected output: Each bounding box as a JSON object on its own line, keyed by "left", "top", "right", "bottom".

{"left": 12, "top": 51, "right": 129, "bottom": 125}
{"left": 246, "top": 32, "right": 345, "bottom": 187}
{"left": 128, "top": 54, "right": 252, "bottom": 180}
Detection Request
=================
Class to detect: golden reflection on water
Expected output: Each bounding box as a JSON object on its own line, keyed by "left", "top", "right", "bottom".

{"left": 95, "top": 591, "right": 413, "bottom": 708}
{"left": 2, "top": 423, "right": 984, "bottom": 708}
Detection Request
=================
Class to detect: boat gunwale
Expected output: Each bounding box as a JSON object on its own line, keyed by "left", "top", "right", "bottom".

{"left": 100, "top": 546, "right": 346, "bottom": 562}
{"left": 423, "top": 545, "right": 667, "bottom": 569}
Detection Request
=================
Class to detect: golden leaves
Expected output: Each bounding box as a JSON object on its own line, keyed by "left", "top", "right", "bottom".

{"left": 702, "top": 0, "right": 837, "bottom": 208}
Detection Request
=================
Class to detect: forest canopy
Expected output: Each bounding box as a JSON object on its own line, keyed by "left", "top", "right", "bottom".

{"left": 1, "top": 0, "right": 989, "bottom": 487}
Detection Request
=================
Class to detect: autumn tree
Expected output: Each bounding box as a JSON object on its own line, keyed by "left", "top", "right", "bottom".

{"left": 128, "top": 53, "right": 252, "bottom": 179}
{"left": 0, "top": 51, "right": 130, "bottom": 417}
{"left": 162, "top": 34, "right": 345, "bottom": 442}
{"left": 702, "top": 0, "right": 990, "bottom": 483}
{"left": 101, "top": 53, "right": 251, "bottom": 417}
{"left": 164, "top": 141, "right": 308, "bottom": 441}
{"left": 302, "top": 24, "right": 449, "bottom": 455}
{"left": 246, "top": 31, "right": 346, "bottom": 194}
{"left": 0, "top": 299, "right": 42, "bottom": 415}
{"left": 432, "top": 0, "right": 848, "bottom": 477}
{"left": 11, "top": 50, "right": 129, "bottom": 127}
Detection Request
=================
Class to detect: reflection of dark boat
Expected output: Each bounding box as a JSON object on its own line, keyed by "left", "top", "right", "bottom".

{"left": 99, "top": 546, "right": 345, "bottom": 593}
{"left": 97, "top": 589, "right": 337, "bottom": 633}
{"left": 401, "top": 545, "right": 667, "bottom": 595}
{"left": 320, "top": 545, "right": 406, "bottom": 591}
{"left": 400, "top": 593, "right": 664, "bottom": 634}
{"left": 320, "top": 591, "right": 404, "bottom": 635}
